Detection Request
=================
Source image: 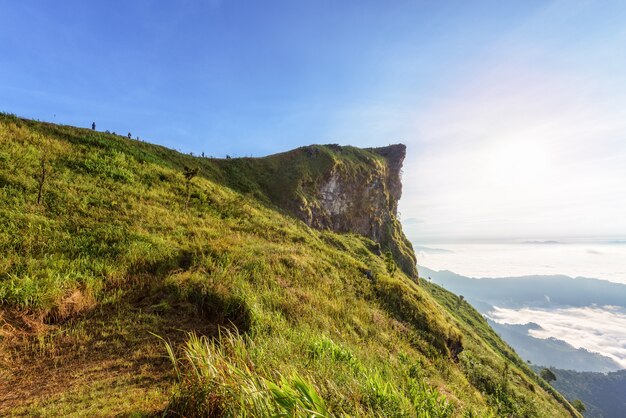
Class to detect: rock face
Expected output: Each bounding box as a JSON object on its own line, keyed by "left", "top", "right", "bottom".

{"left": 309, "top": 145, "right": 403, "bottom": 236}
{"left": 292, "top": 144, "right": 418, "bottom": 277}
{"left": 216, "top": 143, "right": 418, "bottom": 277}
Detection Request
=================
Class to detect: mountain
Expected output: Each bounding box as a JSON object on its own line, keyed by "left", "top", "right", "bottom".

{"left": 488, "top": 321, "right": 622, "bottom": 373}
{"left": 0, "top": 113, "right": 579, "bottom": 417}
{"left": 419, "top": 266, "right": 626, "bottom": 309}
{"left": 210, "top": 142, "right": 417, "bottom": 277}
{"left": 536, "top": 368, "right": 626, "bottom": 418}
{"left": 420, "top": 266, "right": 624, "bottom": 372}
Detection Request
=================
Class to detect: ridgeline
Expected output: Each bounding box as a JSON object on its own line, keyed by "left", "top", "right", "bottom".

{"left": 0, "top": 113, "right": 579, "bottom": 417}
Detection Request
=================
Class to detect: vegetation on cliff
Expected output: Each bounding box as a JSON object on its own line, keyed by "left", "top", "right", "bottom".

{"left": 210, "top": 142, "right": 417, "bottom": 277}
{"left": 0, "top": 113, "right": 579, "bottom": 417}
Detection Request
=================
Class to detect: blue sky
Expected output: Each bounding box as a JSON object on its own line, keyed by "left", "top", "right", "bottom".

{"left": 2, "top": 1, "right": 626, "bottom": 241}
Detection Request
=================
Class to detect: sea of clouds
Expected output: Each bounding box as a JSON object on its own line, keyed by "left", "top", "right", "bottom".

{"left": 415, "top": 241, "right": 626, "bottom": 368}
{"left": 489, "top": 305, "right": 626, "bottom": 368}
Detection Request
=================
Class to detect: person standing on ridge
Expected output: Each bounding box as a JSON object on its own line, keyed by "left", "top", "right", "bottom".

{"left": 92, "top": 122, "right": 96, "bottom": 130}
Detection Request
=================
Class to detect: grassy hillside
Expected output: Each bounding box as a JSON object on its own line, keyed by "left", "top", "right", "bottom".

{"left": 0, "top": 113, "right": 579, "bottom": 417}
{"left": 209, "top": 143, "right": 417, "bottom": 277}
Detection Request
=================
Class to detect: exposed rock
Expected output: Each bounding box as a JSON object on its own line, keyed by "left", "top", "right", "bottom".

{"left": 296, "top": 144, "right": 416, "bottom": 277}
{"left": 216, "top": 143, "right": 418, "bottom": 277}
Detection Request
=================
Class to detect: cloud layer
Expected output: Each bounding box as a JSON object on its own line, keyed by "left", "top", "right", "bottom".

{"left": 489, "top": 305, "right": 626, "bottom": 368}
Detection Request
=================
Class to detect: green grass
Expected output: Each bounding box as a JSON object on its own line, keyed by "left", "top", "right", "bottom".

{"left": 161, "top": 330, "right": 332, "bottom": 417}
{"left": 0, "top": 113, "right": 580, "bottom": 417}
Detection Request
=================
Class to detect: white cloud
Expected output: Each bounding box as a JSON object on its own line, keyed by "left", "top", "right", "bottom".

{"left": 489, "top": 305, "right": 626, "bottom": 367}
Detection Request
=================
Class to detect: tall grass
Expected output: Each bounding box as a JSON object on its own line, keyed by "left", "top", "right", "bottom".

{"left": 160, "top": 331, "right": 458, "bottom": 417}
{"left": 161, "top": 331, "right": 330, "bottom": 417}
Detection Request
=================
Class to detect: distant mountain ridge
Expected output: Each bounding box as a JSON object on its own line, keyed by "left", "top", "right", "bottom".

{"left": 420, "top": 265, "right": 625, "bottom": 372}
{"left": 488, "top": 321, "right": 622, "bottom": 372}
{"left": 419, "top": 266, "right": 626, "bottom": 309}
{"left": 535, "top": 368, "right": 626, "bottom": 418}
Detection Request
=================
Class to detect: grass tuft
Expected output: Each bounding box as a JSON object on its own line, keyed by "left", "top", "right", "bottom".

{"left": 162, "top": 330, "right": 330, "bottom": 417}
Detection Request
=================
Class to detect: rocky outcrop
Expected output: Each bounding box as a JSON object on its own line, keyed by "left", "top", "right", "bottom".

{"left": 304, "top": 145, "right": 403, "bottom": 234}
{"left": 216, "top": 143, "right": 418, "bottom": 277}
{"left": 292, "top": 144, "right": 417, "bottom": 277}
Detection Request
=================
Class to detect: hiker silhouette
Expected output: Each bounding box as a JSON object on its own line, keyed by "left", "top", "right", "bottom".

{"left": 91, "top": 122, "right": 96, "bottom": 130}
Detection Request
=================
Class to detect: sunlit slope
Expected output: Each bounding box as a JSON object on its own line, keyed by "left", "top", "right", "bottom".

{"left": 0, "top": 113, "right": 578, "bottom": 417}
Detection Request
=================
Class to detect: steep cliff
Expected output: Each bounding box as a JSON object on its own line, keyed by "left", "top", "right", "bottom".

{"left": 213, "top": 143, "right": 418, "bottom": 277}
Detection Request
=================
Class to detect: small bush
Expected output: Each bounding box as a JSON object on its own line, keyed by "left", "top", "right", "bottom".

{"left": 571, "top": 399, "right": 585, "bottom": 413}
{"left": 406, "top": 377, "right": 453, "bottom": 418}
{"left": 164, "top": 270, "right": 254, "bottom": 333}
{"left": 363, "top": 372, "right": 407, "bottom": 416}
{"left": 309, "top": 336, "right": 363, "bottom": 372}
